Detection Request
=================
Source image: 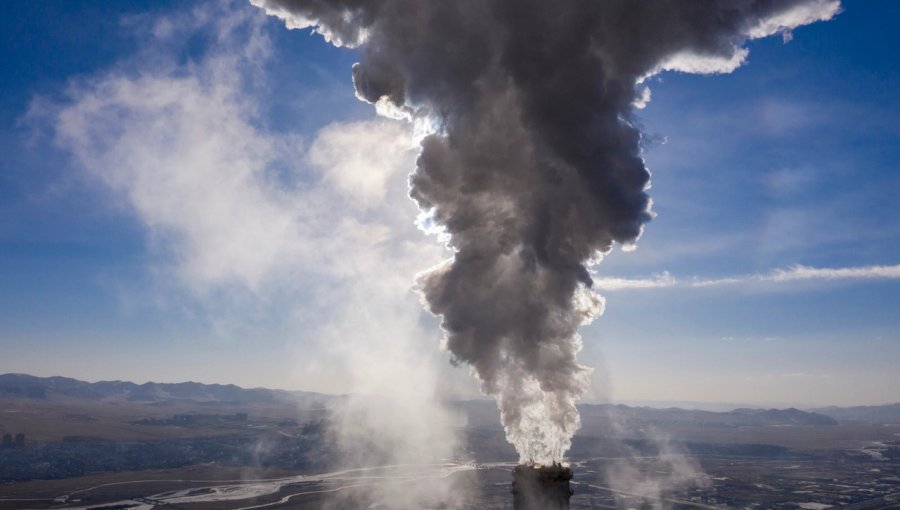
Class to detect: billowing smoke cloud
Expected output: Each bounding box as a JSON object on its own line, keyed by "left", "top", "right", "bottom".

{"left": 253, "top": 0, "right": 840, "bottom": 465}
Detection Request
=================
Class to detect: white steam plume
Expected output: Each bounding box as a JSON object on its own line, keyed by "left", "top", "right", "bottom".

{"left": 253, "top": 0, "right": 840, "bottom": 465}
{"left": 37, "top": 5, "right": 472, "bottom": 507}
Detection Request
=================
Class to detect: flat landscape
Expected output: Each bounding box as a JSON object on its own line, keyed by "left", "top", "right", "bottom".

{"left": 1, "top": 375, "right": 899, "bottom": 509}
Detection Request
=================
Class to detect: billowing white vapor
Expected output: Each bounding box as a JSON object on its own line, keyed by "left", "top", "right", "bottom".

{"left": 252, "top": 0, "right": 840, "bottom": 465}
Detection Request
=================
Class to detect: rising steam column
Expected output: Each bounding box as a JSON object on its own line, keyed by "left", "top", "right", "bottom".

{"left": 512, "top": 463, "right": 573, "bottom": 510}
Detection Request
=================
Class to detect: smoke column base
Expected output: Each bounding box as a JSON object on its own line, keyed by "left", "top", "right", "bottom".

{"left": 512, "top": 463, "right": 573, "bottom": 510}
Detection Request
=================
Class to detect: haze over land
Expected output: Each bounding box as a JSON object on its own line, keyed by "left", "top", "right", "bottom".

{"left": 2, "top": 374, "right": 900, "bottom": 508}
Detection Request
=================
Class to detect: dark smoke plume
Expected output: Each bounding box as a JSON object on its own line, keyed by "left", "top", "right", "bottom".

{"left": 253, "top": 0, "right": 840, "bottom": 464}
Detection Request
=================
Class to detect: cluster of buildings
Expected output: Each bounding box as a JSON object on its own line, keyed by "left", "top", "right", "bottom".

{"left": 675, "top": 453, "right": 900, "bottom": 509}
{"left": 135, "top": 412, "right": 249, "bottom": 427}
{"left": 0, "top": 433, "right": 25, "bottom": 448}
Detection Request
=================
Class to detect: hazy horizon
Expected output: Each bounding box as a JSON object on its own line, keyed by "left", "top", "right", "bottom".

{"left": 4, "top": 370, "right": 897, "bottom": 411}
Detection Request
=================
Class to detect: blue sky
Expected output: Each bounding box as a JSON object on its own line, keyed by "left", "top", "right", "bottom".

{"left": 0, "top": 0, "right": 897, "bottom": 407}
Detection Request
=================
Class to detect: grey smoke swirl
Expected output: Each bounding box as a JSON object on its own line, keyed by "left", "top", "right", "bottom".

{"left": 253, "top": 0, "right": 840, "bottom": 464}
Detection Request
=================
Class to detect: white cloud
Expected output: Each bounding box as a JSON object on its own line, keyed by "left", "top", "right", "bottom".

{"left": 767, "top": 264, "right": 900, "bottom": 281}
{"left": 695, "top": 263, "right": 900, "bottom": 287}
{"left": 594, "top": 263, "right": 900, "bottom": 291}
{"left": 592, "top": 271, "right": 677, "bottom": 290}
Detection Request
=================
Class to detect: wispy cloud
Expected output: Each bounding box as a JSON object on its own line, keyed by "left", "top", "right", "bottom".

{"left": 591, "top": 272, "right": 678, "bottom": 290}
{"left": 594, "top": 263, "right": 900, "bottom": 291}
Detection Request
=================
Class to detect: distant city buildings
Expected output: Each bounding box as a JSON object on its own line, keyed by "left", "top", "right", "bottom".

{"left": 1, "top": 432, "right": 24, "bottom": 448}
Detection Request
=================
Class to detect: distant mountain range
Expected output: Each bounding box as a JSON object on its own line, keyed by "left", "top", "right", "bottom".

{"left": 2, "top": 373, "right": 897, "bottom": 425}
{"left": 581, "top": 404, "right": 840, "bottom": 427}
{"left": 811, "top": 403, "right": 900, "bottom": 424}
{"left": 0, "top": 373, "right": 330, "bottom": 407}
{"left": 455, "top": 399, "right": 841, "bottom": 430}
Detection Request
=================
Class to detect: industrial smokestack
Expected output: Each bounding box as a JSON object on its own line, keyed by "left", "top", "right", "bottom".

{"left": 253, "top": 0, "right": 841, "bottom": 466}
{"left": 512, "top": 463, "right": 573, "bottom": 510}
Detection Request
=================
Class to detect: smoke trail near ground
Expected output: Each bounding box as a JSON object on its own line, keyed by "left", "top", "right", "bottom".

{"left": 253, "top": 0, "right": 840, "bottom": 465}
